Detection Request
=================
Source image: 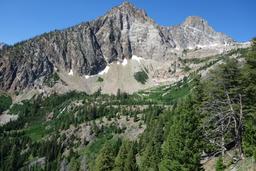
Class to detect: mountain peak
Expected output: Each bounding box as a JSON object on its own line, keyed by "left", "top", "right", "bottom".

{"left": 184, "top": 16, "right": 206, "bottom": 23}
{"left": 0, "top": 3, "right": 236, "bottom": 92}
{"left": 182, "top": 16, "right": 209, "bottom": 28}
{"left": 180, "top": 16, "right": 217, "bottom": 35}
{"left": 0, "top": 42, "right": 7, "bottom": 50}
{"left": 118, "top": 1, "right": 135, "bottom": 9}
{"left": 107, "top": 1, "right": 148, "bottom": 20}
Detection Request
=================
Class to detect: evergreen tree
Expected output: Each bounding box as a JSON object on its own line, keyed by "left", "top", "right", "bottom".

{"left": 140, "top": 117, "right": 164, "bottom": 171}
{"left": 114, "top": 141, "right": 129, "bottom": 171}
{"left": 215, "top": 157, "right": 225, "bottom": 171}
{"left": 95, "top": 144, "right": 115, "bottom": 171}
{"left": 160, "top": 97, "right": 202, "bottom": 171}
{"left": 7, "top": 145, "right": 19, "bottom": 171}
{"left": 241, "top": 38, "right": 256, "bottom": 156}
{"left": 69, "top": 157, "right": 80, "bottom": 171}
{"left": 202, "top": 58, "right": 245, "bottom": 157}
{"left": 204, "top": 58, "right": 241, "bottom": 99}
{"left": 95, "top": 139, "right": 121, "bottom": 171}
{"left": 124, "top": 142, "right": 138, "bottom": 171}
{"left": 114, "top": 141, "right": 138, "bottom": 171}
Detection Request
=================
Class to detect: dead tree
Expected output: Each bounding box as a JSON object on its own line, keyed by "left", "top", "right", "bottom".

{"left": 202, "top": 91, "right": 244, "bottom": 160}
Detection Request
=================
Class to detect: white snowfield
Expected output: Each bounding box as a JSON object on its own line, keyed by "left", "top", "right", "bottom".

{"left": 196, "top": 43, "right": 220, "bottom": 49}
{"left": 98, "top": 66, "right": 110, "bottom": 75}
{"left": 84, "top": 65, "right": 110, "bottom": 79}
{"left": 122, "top": 58, "right": 128, "bottom": 66}
{"left": 132, "top": 55, "right": 143, "bottom": 63}
{"left": 85, "top": 75, "right": 91, "bottom": 79}
{"left": 68, "top": 69, "right": 74, "bottom": 76}
{"left": 83, "top": 56, "right": 145, "bottom": 79}
{"left": 83, "top": 56, "right": 142, "bottom": 80}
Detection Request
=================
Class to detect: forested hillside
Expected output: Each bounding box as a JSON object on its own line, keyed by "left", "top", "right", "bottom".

{"left": 0, "top": 39, "right": 256, "bottom": 171}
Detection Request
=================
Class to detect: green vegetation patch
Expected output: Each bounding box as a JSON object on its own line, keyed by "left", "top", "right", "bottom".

{"left": 24, "top": 123, "right": 46, "bottom": 141}
{"left": 80, "top": 132, "right": 114, "bottom": 170}
{"left": 0, "top": 94, "right": 12, "bottom": 113}
{"left": 182, "top": 65, "right": 191, "bottom": 72}
{"left": 134, "top": 70, "right": 148, "bottom": 84}
{"left": 138, "top": 78, "right": 191, "bottom": 104}
{"left": 97, "top": 77, "right": 104, "bottom": 82}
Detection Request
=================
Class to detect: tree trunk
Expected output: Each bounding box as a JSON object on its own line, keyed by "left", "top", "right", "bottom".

{"left": 238, "top": 94, "right": 244, "bottom": 159}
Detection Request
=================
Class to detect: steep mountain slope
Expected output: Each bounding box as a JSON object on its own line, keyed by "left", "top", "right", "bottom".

{"left": 0, "top": 2, "right": 245, "bottom": 95}
{"left": 1, "top": 45, "right": 256, "bottom": 170}
{"left": 1, "top": 2, "right": 256, "bottom": 170}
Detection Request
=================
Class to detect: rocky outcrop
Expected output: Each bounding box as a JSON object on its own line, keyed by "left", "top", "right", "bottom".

{"left": 0, "top": 2, "right": 235, "bottom": 92}
{"left": 0, "top": 43, "right": 7, "bottom": 50}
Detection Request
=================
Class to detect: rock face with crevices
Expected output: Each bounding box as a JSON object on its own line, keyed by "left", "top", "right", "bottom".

{"left": 0, "top": 2, "right": 235, "bottom": 92}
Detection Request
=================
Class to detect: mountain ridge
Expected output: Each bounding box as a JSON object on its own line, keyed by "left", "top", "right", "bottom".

{"left": 0, "top": 2, "right": 244, "bottom": 95}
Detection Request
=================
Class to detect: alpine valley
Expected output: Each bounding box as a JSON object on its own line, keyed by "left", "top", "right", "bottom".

{"left": 0, "top": 2, "right": 256, "bottom": 171}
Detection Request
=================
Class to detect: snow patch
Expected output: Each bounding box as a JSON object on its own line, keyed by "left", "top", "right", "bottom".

{"left": 85, "top": 75, "right": 91, "bottom": 79}
{"left": 122, "top": 58, "right": 128, "bottom": 66}
{"left": 196, "top": 43, "right": 219, "bottom": 49}
{"left": 84, "top": 65, "right": 110, "bottom": 79}
{"left": 187, "top": 46, "right": 194, "bottom": 50}
{"left": 98, "top": 65, "right": 110, "bottom": 75}
{"left": 175, "top": 46, "right": 181, "bottom": 51}
{"left": 68, "top": 69, "right": 73, "bottom": 76}
{"left": 132, "top": 55, "right": 143, "bottom": 63}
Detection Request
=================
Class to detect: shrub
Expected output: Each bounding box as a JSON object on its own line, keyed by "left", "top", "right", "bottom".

{"left": 97, "top": 77, "right": 104, "bottom": 82}
{"left": 183, "top": 65, "right": 191, "bottom": 72}
{"left": 134, "top": 70, "right": 148, "bottom": 84}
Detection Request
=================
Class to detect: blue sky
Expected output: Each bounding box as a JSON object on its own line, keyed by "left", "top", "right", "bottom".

{"left": 0, "top": 0, "right": 255, "bottom": 45}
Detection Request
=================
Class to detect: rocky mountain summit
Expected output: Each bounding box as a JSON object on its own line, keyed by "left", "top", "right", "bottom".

{"left": 165, "top": 16, "right": 234, "bottom": 49}
{"left": 0, "top": 2, "right": 246, "bottom": 95}
{"left": 0, "top": 43, "right": 7, "bottom": 50}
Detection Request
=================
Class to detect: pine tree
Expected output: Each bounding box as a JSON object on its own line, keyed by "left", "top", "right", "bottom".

{"left": 114, "top": 141, "right": 129, "bottom": 171}
{"left": 124, "top": 142, "right": 137, "bottom": 171}
{"left": 202, "top": 58, "right": 245, "bottom": 157}
{"left": 69, "top": 157, "right": 80, "bottom": 171}
{"left": 140, "top": 116, "right": 164, "bottom": 171}
{"left": 160, "top": 97, "right": 202, "bottom": 171}
{"left": 215, "top": 157, "right": 225, "bottom": 171}
{"left": 114, "top": 141, "right": 138, "bottom": 171}
{"left": 8, "top": 145, "right": 19, "bottom": 171}
{"left": 95, "top": 139, "right": 121, "bottom": 171}
{"left": 241, "top": 38, "right": 256, "bottom": 156}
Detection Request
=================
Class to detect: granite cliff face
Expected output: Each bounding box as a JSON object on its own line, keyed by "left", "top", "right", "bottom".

{"left": 0, "top": 2, "right": 236, "bottom": 92}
